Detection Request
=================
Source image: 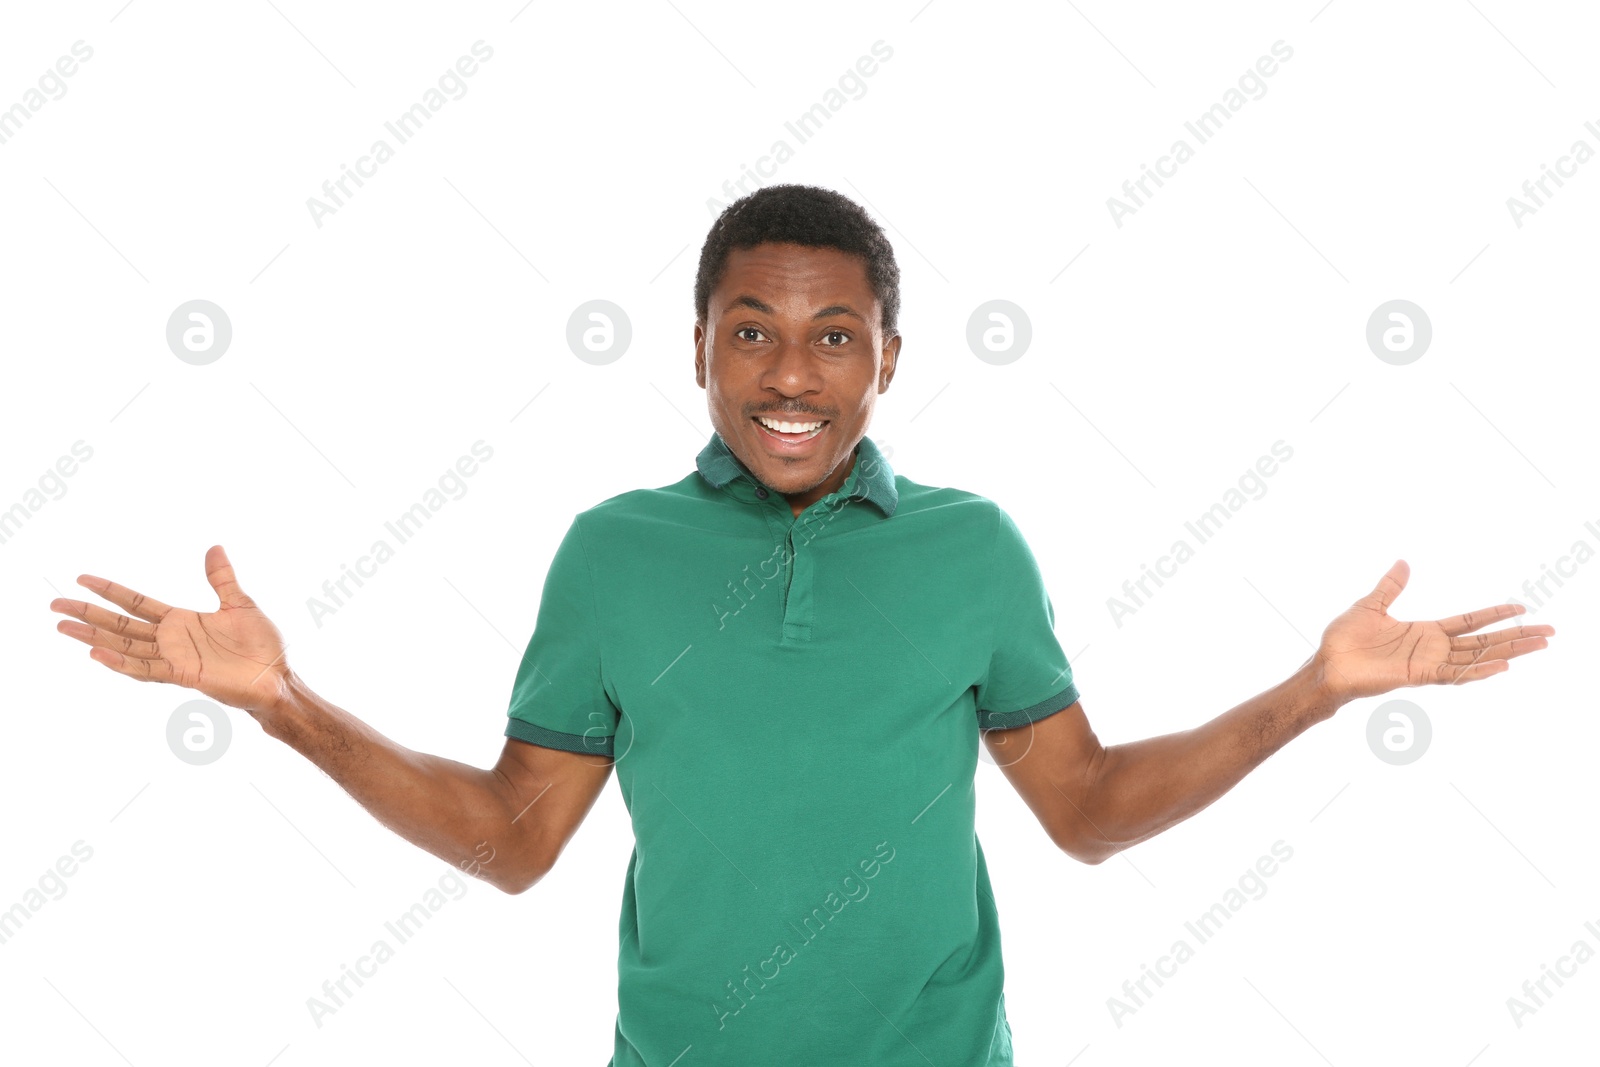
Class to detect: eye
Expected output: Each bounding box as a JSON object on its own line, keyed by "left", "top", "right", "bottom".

{"left": 736, "top": 326, "right": 767, "bottom": 343}
{"left": 821, "top": 329, "right": 850, "bottom": 346}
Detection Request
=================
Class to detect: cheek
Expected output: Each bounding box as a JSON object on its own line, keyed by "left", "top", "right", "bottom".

{"left": 707, "top": 378, "right": 739, "bottom": 411}
{"left": 845, "top": 386, "right": 878, "bottom": 419}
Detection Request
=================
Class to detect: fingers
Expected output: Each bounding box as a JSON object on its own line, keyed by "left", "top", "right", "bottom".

{"left": 57, "top": 618, "right": 160, "bottom": 659}
{"left": 1445, "top": 635, "right": 1549, "bottom": 666}
{"left": 75, "top": 574, "right": 172, "bottom": 623}
{"left": 205, "top": 545, "right": 255, "bottom": 609}
{"left": 1433, "top": 627, "right": 1553, "bottom": 683}
{"left": 49, "top": 598, "right": 159, "bottom": 642}
{"left": 85, "top": 645, "right": 178, "bottom": 684}
{"left": 1451, "top": 622, "right": 1555, "bottom": 649}
{"left": 1362, "top": 559, "right": 1409, "bottom": 611}
{"left": 1435, "top": 659, "right": 1509, "bottom": 685}
{"left": 1436, "top": 602, "right": 1534, "bottom": 637}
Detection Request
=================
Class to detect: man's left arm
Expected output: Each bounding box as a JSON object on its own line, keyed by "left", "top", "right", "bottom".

{"left": 985, "top": 560, "right": 1554, "bottom": 864}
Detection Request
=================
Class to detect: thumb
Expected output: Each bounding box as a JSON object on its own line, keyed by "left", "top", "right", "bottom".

{"left": 1361, "top": 558, "right": 1409, "bottom": 612}
{"left": 206, "top": 545, "right": 256, "bottom": 608}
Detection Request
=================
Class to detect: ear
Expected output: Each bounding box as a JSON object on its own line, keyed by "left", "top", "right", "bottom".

{"left": 878, "top": 332, "right": 902, "bottom": 392}
{"left": 694, "top": 320, "right": 707, "bottom": 389}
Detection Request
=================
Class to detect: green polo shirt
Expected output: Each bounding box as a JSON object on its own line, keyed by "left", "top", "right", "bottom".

{"left": 505, "top": 431, "right": 1079, "bottom": 1067}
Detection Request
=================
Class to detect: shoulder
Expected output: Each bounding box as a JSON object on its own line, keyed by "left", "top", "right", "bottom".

{"left": 889, "top": 475, "right": 1020, "bottom": 543}
{"left": 564, "top": 472, "right": 711, "bottom": 545}
{"left": 889, "top": 473, "right": 1001, "bottom": 520}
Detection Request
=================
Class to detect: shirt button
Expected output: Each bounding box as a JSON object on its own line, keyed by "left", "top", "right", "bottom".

{"left": 754, "top": 486, "right": 769, "bottom": 499}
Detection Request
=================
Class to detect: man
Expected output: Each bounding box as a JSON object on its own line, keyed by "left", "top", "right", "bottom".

{"left": 50, "top": 184, "right": 1553, "bottom": 1065}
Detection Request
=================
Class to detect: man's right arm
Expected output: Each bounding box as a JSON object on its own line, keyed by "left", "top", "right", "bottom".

{"left": 264, "top": 672, "right": 612, "bottom": 894}
{"left": 51, "top": 544, "right": 611, "bottom": 895}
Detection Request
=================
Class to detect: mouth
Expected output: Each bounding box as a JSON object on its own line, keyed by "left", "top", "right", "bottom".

{"left": 752, "top": 414, "right": 829, "bottom": 451}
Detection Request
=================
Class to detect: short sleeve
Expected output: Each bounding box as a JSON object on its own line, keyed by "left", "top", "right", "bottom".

{"left": 974, "top": 504, "right": 1080, "bottom": 731}
{"left": 504, "top": 516, "right": 619, "bottom": 756}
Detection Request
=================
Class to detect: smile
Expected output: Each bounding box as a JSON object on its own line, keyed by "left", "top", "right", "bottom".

{"left": 753, "top": 415, "right": 828, "bottom": 447}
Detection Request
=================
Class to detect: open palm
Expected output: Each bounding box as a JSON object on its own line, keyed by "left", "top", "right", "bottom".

{"left": 51, "top": 545, "right": 291, "bottom": 713}
{"left": 1313, "top": 560, "right": 1553, "bottom": 702}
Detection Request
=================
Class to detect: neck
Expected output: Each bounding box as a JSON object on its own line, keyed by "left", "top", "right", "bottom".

{"left": 783, "top": 444, "right": 858, "bottom": 517}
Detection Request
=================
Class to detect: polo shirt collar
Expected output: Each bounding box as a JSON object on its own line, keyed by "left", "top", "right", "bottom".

{"left": 695, "top": 430, "right": 898, "bottom": 517}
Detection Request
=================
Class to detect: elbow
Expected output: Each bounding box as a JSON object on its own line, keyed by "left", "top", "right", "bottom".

{"left": 485, "top": 847, "right": 557, "bottom": 895}
{"left": 1071, "top": 844, "right": 1118, "bottom": 866}
{"left": 1051, "top": 756, "right": 1124, "bottom": 865}
{"left": 1062, "top": 841, "right": 1120, "bottom": 866}
{"left": 487, "top": 822, "right": 564, "bottom": 894}
{"left": 499, "top": 857, "right": 555, "bottom": 895}
{"left": 492, "top": 869, "right": 530, "bottom": 895}
{"left": 494, "top": 865, "right": 549, "bottom": 896}
{"left": 1049, "top": 825, "right": 1123, "bottom": 866}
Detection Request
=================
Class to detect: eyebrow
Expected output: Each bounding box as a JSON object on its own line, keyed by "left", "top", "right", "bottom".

{"left": 726, "top": 295, "right": 864, "bottom": 322}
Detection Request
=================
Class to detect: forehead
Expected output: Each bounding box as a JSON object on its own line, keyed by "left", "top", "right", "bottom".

{"left": 711, "top": 242, "right": 877, "bottom": 314}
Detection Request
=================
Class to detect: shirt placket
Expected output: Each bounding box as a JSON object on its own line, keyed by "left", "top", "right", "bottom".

{"left": 744, "top": 450, "right": 866, "bottom": 645}
{"left": 752, "top": 491, "right": 847, "bottom": 646}
{"left": 781, "top": 511, "right": 818, "bottom": 644}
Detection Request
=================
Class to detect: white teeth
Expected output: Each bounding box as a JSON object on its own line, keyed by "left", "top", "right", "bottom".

{"left": 758, "top": 416, "right": 823, "bottom": 434}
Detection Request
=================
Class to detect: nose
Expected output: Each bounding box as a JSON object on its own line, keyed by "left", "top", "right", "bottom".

{"left": 761, "top": 335, "right": 825, "bottom": 402}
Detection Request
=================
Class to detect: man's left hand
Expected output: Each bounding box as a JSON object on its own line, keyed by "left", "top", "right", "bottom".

{"left": 1312, "top": 560, "right": 1554, "bottom": 703}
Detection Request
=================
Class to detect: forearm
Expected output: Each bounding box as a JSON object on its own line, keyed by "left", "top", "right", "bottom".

{"left": 254, "top": 671, "right": 538, "bottom": 892}
{"left": 1079, "top": 660, "right": 1342, "bottom": 859}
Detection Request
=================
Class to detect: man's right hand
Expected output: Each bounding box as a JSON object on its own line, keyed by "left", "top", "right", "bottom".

{"left": 50, "top": 544, "right": 292, "bottom": 717}
{"left": 49, "top": 543, "right": 613, "bottom": 894}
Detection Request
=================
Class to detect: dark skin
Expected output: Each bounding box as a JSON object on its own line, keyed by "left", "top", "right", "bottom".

{"left": 987, "top": 565, "right": 1554, "bottom": 861}
{"left": 695, "top": 242, "right": 901, "bottom": 517}
{"left": 46, "top": 243, "right": 1555, "bottom": 896}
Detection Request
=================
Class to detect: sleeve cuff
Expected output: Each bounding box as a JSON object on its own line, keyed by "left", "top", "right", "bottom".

{"left": 977, "top": 681, "right": 1080, "bottom": 731}
{"left": 505, "top": 716, "right": 614, "bottom": 756}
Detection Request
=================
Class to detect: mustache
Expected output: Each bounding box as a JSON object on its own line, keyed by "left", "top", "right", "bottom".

{"left": 751, "top": 408, "right": 831, "bottom": 419}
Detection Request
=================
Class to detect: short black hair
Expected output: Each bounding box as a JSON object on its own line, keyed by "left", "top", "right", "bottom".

{"left": 694, "top": 183, "right": 902, "bottom": 337}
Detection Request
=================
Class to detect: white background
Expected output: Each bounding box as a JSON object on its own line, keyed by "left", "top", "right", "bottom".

{"left": 1, "top": 1, "right": 1595, "bottom": 1064}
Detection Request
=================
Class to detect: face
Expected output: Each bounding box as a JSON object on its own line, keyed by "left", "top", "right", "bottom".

{"left": 695, "top": 242, "right": 901, "bottom": 516}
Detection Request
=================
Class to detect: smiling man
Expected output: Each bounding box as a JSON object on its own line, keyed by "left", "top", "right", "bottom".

{"left": 51, "top": 184, "right": 1554, "bottom": 1066}
{"left": 694, "top": 232, "right": 899, "bottom": 517}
